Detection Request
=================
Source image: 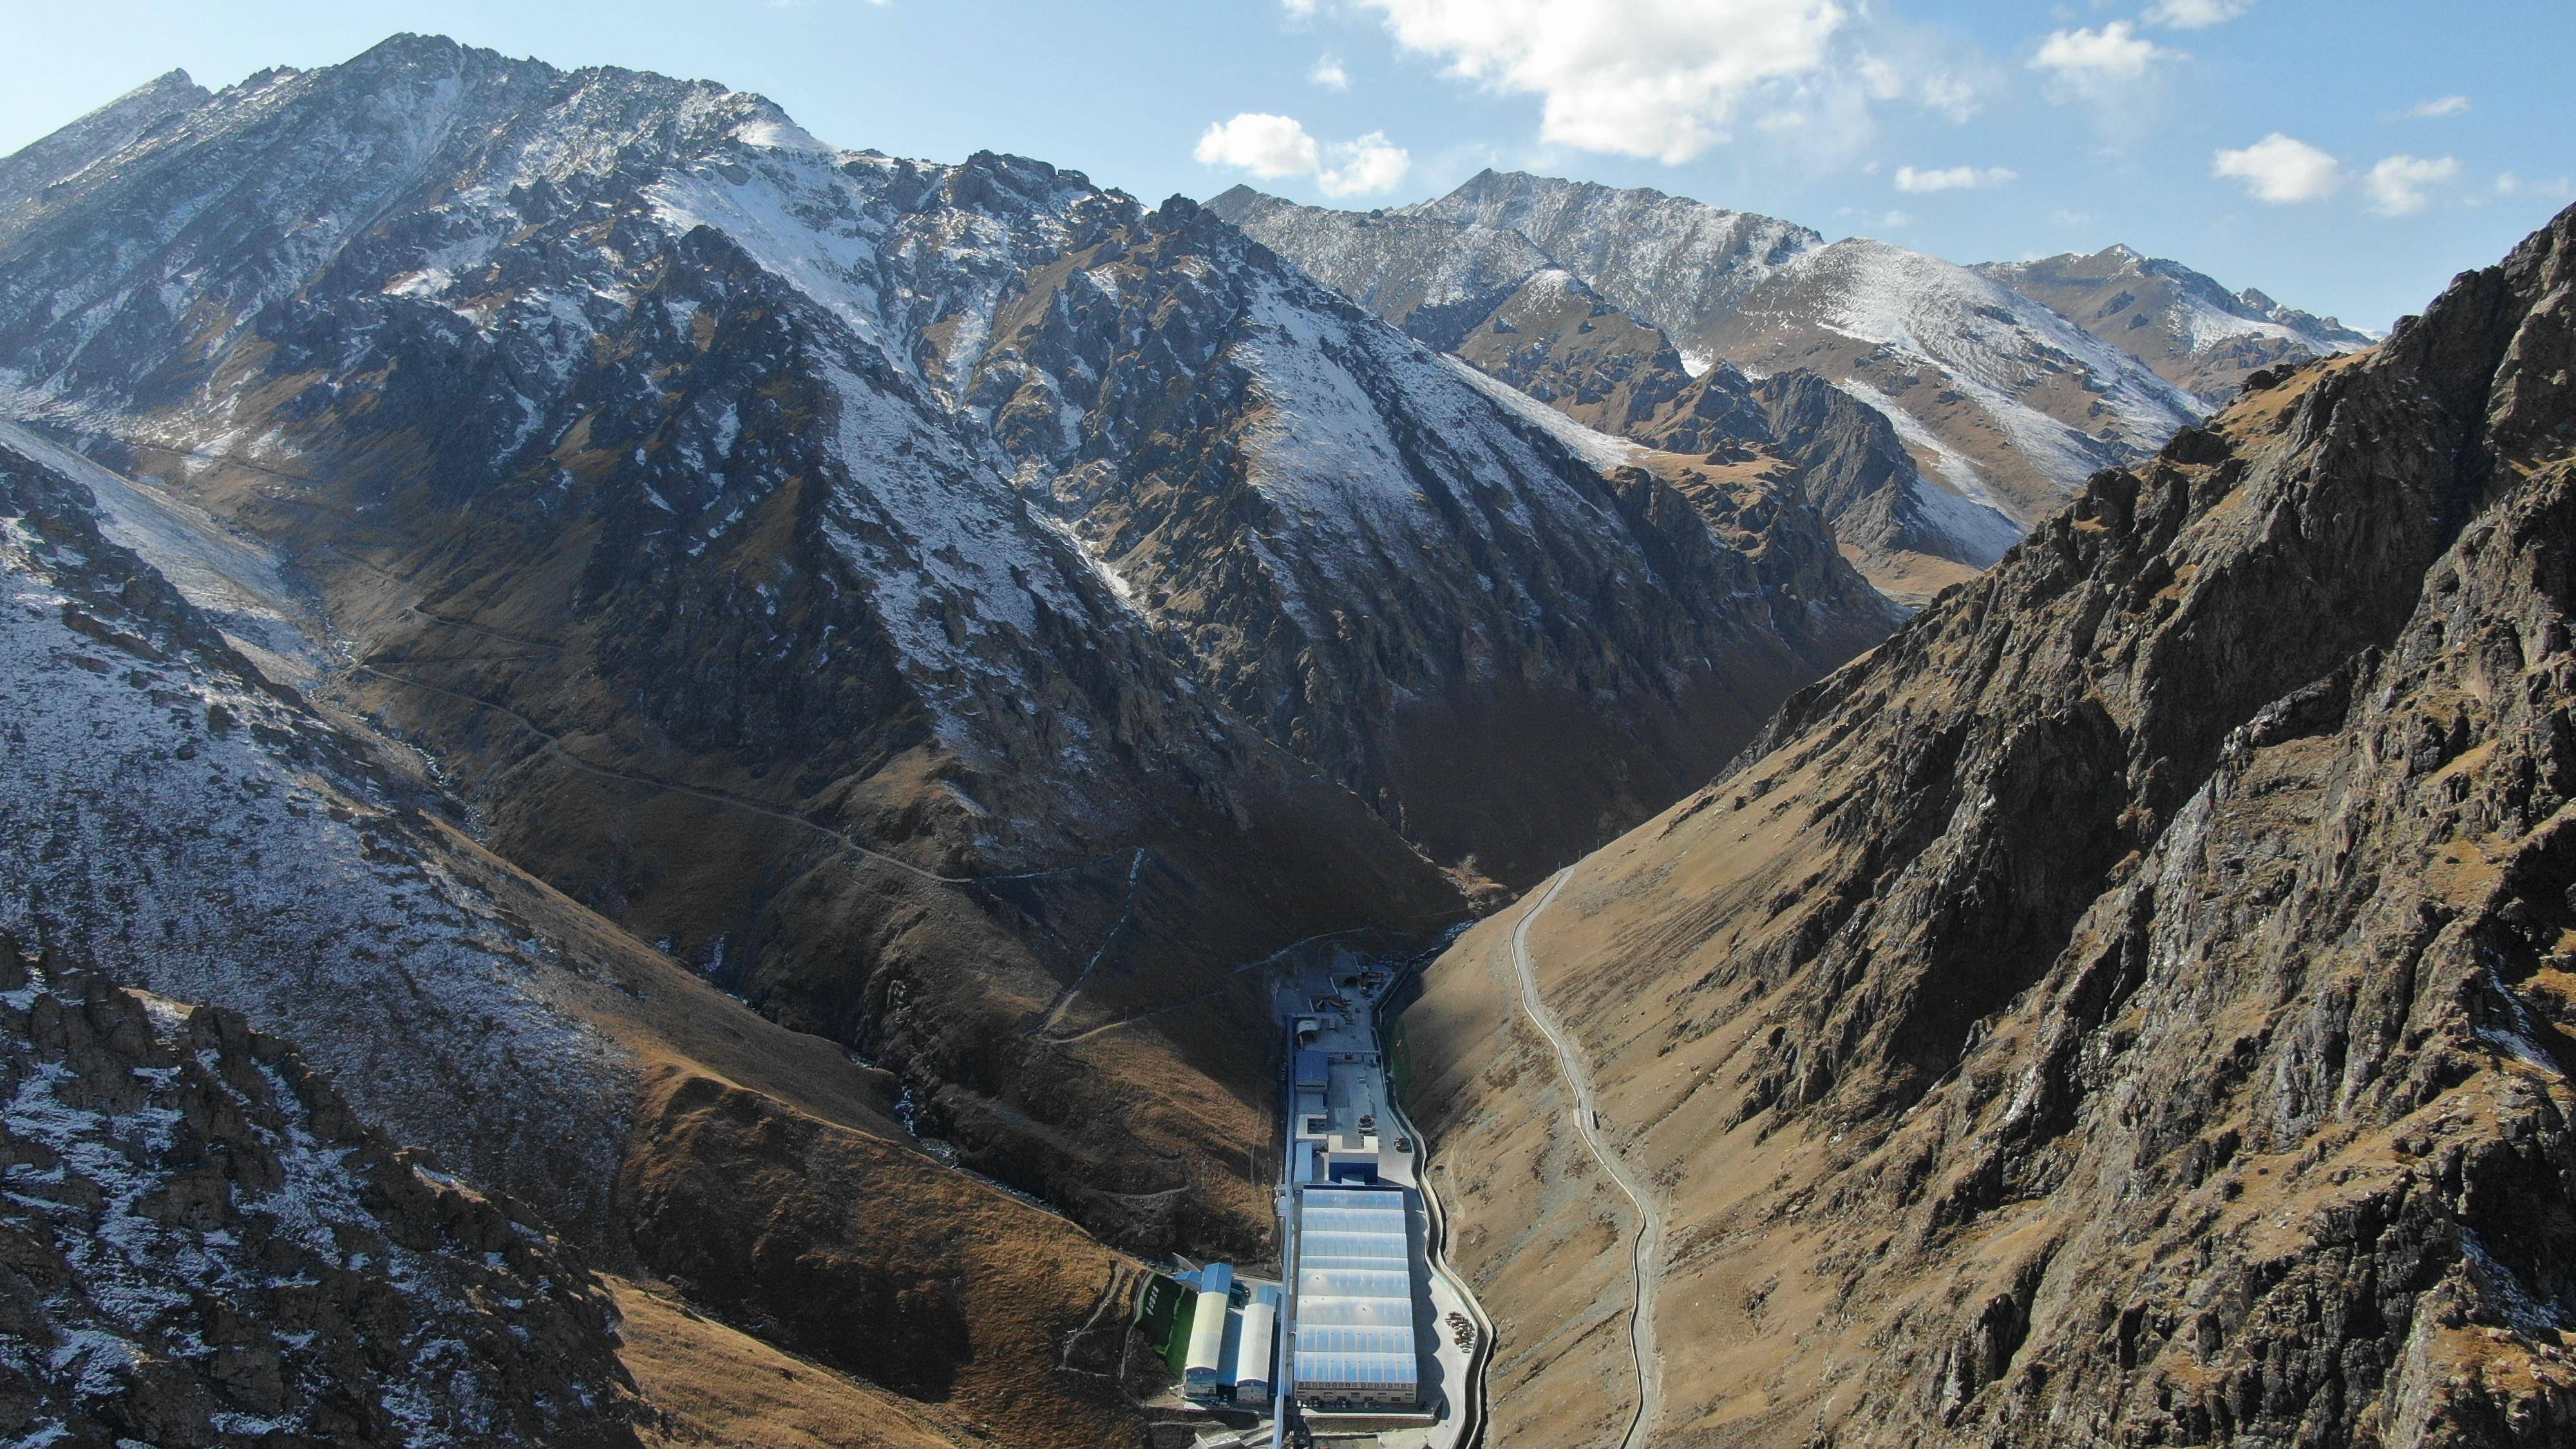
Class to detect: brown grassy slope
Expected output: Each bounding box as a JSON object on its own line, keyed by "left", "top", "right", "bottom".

{"left": 1409, "top": 204, "right": 2576, "bottom": 1446}
{"left": 614, "top": 1278, "right": 963, "bottom": 1449}
{"left": 429, "top": 822, "right": 1147, "bottom": 1449}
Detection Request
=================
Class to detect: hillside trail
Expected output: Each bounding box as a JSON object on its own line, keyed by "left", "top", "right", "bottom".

{"left": 1509, "top": 867, "right": 1663, "bottom": 1449}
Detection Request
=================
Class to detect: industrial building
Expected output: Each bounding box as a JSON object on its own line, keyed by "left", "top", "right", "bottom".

{"left": 1235, "top": 1285, "right": 1280, "bottom": 1407}
{"left": 1291, "top": 1184, "right": 1420, "bottom": 1410}
{"left": 1182, "top": 1263, "right": 1234, "bottom": 1400}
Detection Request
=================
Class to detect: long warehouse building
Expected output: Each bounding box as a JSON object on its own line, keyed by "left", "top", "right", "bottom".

{"left": 1293, "top": 1184, "right": 1419, "bottom": 1409}
{"left": 1184, "top": 1263, "right": 1235, "bottom": 1400}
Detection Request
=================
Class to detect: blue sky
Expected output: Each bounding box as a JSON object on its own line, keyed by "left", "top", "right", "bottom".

{"left": 2, "top": 1, "right": 2568, "bottom": 330}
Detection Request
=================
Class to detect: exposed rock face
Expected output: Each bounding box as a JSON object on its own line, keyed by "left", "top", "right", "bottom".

{"left": 1410, "top": 170, "right": 1820, "bottom": 346}
{"left": 0, "top": 942, "right": 642, "bottom": 1448}
{"left": 1406, "top": 205, "right": 2576, "bottom": 1446}
{"left": 1980, "top": 244, "right": 2375, "bottom": 406}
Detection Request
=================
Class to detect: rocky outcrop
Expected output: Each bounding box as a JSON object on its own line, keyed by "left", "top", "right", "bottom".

{"left": 1980, "top": 245, "right": 2374, "bottom": 406}
{"left": 1407, "top": 204, "right": 2576, "bottom": 1446}
{"left": 0, "top": 938, "right": 642, "bottom": 1448}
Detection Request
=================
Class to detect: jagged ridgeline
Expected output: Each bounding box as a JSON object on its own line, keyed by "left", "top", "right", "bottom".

{"left": 1212, "top": 175, "right": 2372, "bottom": 607}
{"left": 1408, "top": 203, "right": 2576, "bottom": 1445}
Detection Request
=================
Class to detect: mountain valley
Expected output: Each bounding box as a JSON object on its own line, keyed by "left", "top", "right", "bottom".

{"left": 0, "top": 27, "right": 2565, "bottom": 1449}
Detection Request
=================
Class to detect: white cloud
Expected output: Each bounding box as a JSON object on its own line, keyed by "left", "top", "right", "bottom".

{"left": 1881, "top": 209, "right": 1913, "bottom": 228}
{"left": 1320, "top": 132, "right": 1412, "bottom": 195}
{"left": 1349, "top": 0, "right": 1851, "bottom": 164}
{"left": 2049, "top": 207, "right": 2098, "bottom": 226}
{"left": 2143, "top": 0, "right": 2253, "bottom": 28}
{"left": 2364, "top": 154, "right": 2457, "bottom": 216}
{"left": 2211, "top": 133, "right": 2344, "bottom": 203}
{"left": 2404, "top": 95, "right": 2471, "bottom": 119}
{"left": 1193, "top": 113, "right": 1411, "bottom": 196}
{"left": 1893, "top": 164, "right": 2017, "bottom": 193}
{"left": 1281, "top": 0, "right": 1318, "bottom": 15}
{"left": 2497, "top": 173, "right": 2575, "bottom": 200}
{"left": 1194, "top": 113, "right": 1321, "bottom": 178}
{"left": 1310, "top": 53, "right": 1350, "bottom": 90}
{"left": 2029, "top": 22, "right": 2181, "bottom": 103}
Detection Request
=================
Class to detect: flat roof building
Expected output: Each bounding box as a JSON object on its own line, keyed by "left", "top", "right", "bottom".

{"left": 1293, "top": 1186, "right": 1419, "bottom": 1410}
{"left": 1294, "top": 1048, "right": 1330, "bottom": 1089}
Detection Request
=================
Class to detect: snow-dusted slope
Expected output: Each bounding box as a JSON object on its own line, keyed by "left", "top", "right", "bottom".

{"left": 0, "top": 957, "right": 640, "bottom": 1447}
{"left": 968, "top": 194, "right": 1900, "bottom": 879}
{"left": 1208, "top": 184, "right": 1557, "bottom": 348}
{"left": 1414, "top": 169, "right": 1822, "bottom": 371}
{"left": 1714, "top": 236, "right": 2204, "bottom": 518}
{"left": 0, "top": 68, "right": 207, "bottom": 213}
{"left": 0, "top": 416, "right": 323, "bottom": 680}
{"left": 1212, "top": 185, "right": 2023, "bottom": 583}
{"left": 0, "top": 437, "right": 636, "bottom": 1240}
{"left": 1978, "top": 245, "right": 2374, "bottom": 405}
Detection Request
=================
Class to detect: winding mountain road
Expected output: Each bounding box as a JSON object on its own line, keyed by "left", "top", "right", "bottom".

{"left": 1508, "top": 869, "right": 1663, "bottom": 1449}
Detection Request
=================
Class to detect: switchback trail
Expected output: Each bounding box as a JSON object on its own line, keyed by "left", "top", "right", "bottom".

{"left": 1508, "top": 868, "right": 1662, "bottom": 1449}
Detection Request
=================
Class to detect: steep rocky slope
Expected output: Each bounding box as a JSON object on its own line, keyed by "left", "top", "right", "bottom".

{"left": 1406, "top": 204, "right": 2576, "bottom": 1446}
{"left": 967, "top": 194, "right": 1897, "bottom": 880}
{"left": 1981, "top": 245, "right": 2374, "bottom": 406}
{"left": 0, "top": 68, "right": 206, "bottom": 211}
{"left": 1410, "top": 171, "right": 1821, "bottom": 358}
{"left": 1209, "top": 185, "right": 2016, "bottom": 599}
{"left": 0, "top": 943, "right": 642, "bottom": 1447}
{"left": 0, "top": 415, "right": 1139, "bottom": 1448}
{"left": 0, "top": 35, "right": 1895, "bottom": 1272}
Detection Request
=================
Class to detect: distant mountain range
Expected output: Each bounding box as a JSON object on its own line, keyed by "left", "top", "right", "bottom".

{"left": 1211, "top": 173, "right": 2367, "bottom": 600}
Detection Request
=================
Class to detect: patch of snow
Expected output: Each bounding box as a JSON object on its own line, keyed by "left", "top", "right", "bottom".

{"left": 0, "top": 419, "right": 325, "bottom": 680}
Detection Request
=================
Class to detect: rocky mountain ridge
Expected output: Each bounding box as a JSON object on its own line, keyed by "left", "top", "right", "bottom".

{"left": 1405, "top": 201, "right": 2576, "bottom": 1446}
{"left": 0, "top": 68, "right": 207, "bottom": 211}
{"left": 1980, "top": 243, "right": 2376, "bottom": 406}
{"left": 1208, "top": 183, "right": 2018, "bottom": 601}
{"left": 1213, "top": 173, "right": 2365, "bottom": 596}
